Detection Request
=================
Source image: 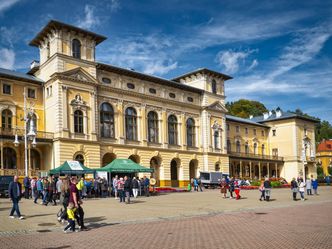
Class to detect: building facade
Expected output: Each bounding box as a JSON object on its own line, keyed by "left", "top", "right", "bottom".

{"left": 316, "top": 140, "right": 332, "bottom": 176}
{"left": 0, "top": 20, "right": 318, "bottom": 184}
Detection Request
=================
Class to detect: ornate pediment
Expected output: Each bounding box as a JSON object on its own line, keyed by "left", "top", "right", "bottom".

{"left": 71, "top": 93, "right": 87, "bottom": 107}
{"left": 58, "top": 67, "right": 97, "bottom": 84}
{"left": 206, "top": 101, "right": 228, "bottom": 113}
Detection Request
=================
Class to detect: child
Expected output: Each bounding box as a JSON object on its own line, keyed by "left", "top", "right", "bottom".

{"left": 234, "top": 180, "right": 241, "bottom": 200}
{"left": 64, "top": 202, "right": 77, "bottom": 233}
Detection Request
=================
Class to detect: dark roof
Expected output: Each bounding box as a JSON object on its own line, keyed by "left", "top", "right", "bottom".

{"left": 96, "top": 63, "right": 204, "bottom": 94}
{"left": 172, "top": 68, "right": 232, "bottom": 82}
{"left": 0, "top": 68, "right": 44, "bottom": 84}
{"left": 251, "top": 111, "right": 320, "bottom": 123}
{"left": 226, "top": 115, "right": 269, "bottom": 128}
{"left": 29, "top": 20, "right": 107, "bottom": 47}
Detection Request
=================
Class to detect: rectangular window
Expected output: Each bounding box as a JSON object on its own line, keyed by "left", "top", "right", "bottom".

{"left": 28, "top": 88, "right": 36, "bottom": 98}
{"left": 2, "top": 83, "right": 11, "bottom": 94}
{"left": 272, "top": 148, "right": 278, "bottom": 157}
{"left": 253, "top": 129, "right": 256, "bottom": 135}
{"left": 272, "top": 129, "right": 276, "bottom": 136}
{"left": 245, "top": 127, "right": 248, "bottom": 134}
{"left": 236, "top": 126, "right": 239, "bottom": 133}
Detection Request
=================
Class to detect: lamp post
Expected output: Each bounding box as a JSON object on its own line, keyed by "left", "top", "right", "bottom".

{"left": 13, "top": 91, "right": 36, "bottom": 177}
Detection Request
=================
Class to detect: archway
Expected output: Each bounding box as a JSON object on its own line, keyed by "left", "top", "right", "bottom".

{"left": 102, "top": 153, "right": 116, "bottom": 166}
{"left": 189, "top": 159, "right": 198, "bottom": 179}
{"left": 30, "top": 149, "right": 40, "bottom": 170}
{"left": 215, "top": 162, "right": 220, "bottom": 172}
{"left": 128, "top": 154, "right": 140, "bottom": 164}
{"left": 254, "top": 165, "right": 259, "bottom": 178}
{"left": 170, "top": 159, "right": 179, "bottom": 187}
{"left": 2, "top": 147, "right": 16, "bottom": 169}
{"left": 150, "top": 156, "right": 161, "bottom": 186}
{"left": 262, "top": 165, "right": 267, "bottom": 177}
{"left": 74, "top": 153, "right": 85, "bottom": 165}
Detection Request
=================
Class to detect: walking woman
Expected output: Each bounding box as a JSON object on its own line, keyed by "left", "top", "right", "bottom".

{"left": 220, "top": 178, "right": 227, "bottom": 198}
{"left": 298, "top": 179, "right": 306, "bottom": 201}
{"left": 290, "top": 178, "right": 298, "bottom": 201}
{"left": 263, "top": 178, "right": 271, "bottom": 201}
{"left": 259, "top": 180, "right": 265, "bottom": 201}
{"left": 58, "top": 178, "right": 70, "bottom": 222}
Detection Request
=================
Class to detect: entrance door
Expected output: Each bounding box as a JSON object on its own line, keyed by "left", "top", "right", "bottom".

{"left": 170, "top": 159, "right": 178, "bottom": 187}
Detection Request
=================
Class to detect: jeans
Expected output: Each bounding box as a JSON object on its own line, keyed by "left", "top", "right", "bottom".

{"left": 42, "top": 191, "right": 49, "bottom": 204}
{"left": 307, "top": 189, "right": 312, "bottom": 195}
{"left": 132, "top": 188, "right": 138, "bottom": 198}
{"left": 144, "top": 186, "right": 150, "bottom": 197}
{"left": 64, "top": 219, "right": 75, "bottom": 231}
{"left": 10, "top": 198, "right": 21, "bottom": 217}
{"left": 125, "top": 191, "right": 130, "bottom": 203}
{"left": 260, "top": 190, "right": 265, "bottom": 200}
{"left": 313, "top": 188, "right": 318, "bottom": 195}
{"left": 24, "top": 187, "right": 29, "bottom": 199}
{"left": 300, "top": 191, "right": 305, "bottom": 199}
{"left": 118, "top": 190, "right": 125, "bottom": 202}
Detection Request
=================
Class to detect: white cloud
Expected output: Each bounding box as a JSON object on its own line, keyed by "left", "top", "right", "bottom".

{"left": 248, "top": 59, "right": 258, "bottom": 71}
{"left": 215, "top": 49, "right": 257, "bottom": 73}
{"left": 0, "top": 0, "right": 20, "bottom": 14}
{"left": 109, "top": 0, "right": 120, "bottom": 12}
{"left": 76, "top": 5, "right": 100, "bottom": 29}
{"left": 0, "top": 48, "right": 15, "bottom": 69}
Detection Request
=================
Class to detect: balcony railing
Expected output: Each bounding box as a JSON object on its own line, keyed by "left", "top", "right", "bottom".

{"left": 0, "top": 127, "right": 54, "bottom": 140}
{"left": 228, "top": 151, "right": 284, "bottom": 161}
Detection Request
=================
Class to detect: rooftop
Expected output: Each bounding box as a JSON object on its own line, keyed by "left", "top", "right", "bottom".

{"left": 172, "top": 68, "right": 233, "bottom": 82}
{"left": 226, "top": 115, "right": 269, "bottom": 128}
{"left": 29, "top": 19, "right": 107, "bottom": 47}
{"left": 317, "top": 140, "right": 332, "bottom": 152}
{"left": 251, "top": 111, "right": 319, "bottom": 123}
{"left": 0, "top": 67, "right": 44, "bottom": 84}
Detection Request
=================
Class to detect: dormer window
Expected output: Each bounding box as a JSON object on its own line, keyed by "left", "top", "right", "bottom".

{"left": 72, "top": 39, "right": 81, "bottom": 59}
{"left": 127, "top": 83, "right": 135, "bottom": 89}
{"left": 102, "top": 77, "right": 111, "bottom": 84}
{"left": 187, "top": 97, "right": 193, "bottom": 102}
{"left": 169, "top": 93, "right": 176, "bottom": 98}
{"left": 212, "top": 79, "right": 217, "bottom": 94}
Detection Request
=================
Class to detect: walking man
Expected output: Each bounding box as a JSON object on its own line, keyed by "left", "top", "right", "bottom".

{"left": 144, "top": 176, "right": 150, "bottom": 197}
{"left": 8, "top": 175, "right": 24, "bottom": 219}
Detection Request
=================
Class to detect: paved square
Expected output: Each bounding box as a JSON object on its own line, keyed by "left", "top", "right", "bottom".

{"left": 0, "top": 187, "right": 331, "bottom": 248}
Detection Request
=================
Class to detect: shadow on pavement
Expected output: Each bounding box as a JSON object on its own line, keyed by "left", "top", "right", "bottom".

{"left": 44, "top": 246, "right": 71, "bottom": 249}
{"left": 27, "top": 213, "right": 55, "bottom": 218}
{"left": 87, "top": 222, "right": 120, "bottom": 229}
{"left": 0, "top": 207, "right": 10, "bottom": 211}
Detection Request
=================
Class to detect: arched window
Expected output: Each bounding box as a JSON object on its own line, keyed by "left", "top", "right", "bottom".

{"left": 26, "top": 113, "right": 37, "bottom": 134}
{"left": 74, "top": 110, "right": 83, "bottom": 133}
{"left": 148, "top": 111, "right": 158, "bottom": 143}
{"left": 227, "top": 139, "right": 231, "bottom": 152}
{"left": 72, "top": 39, "right": 81, "bottom": 59}
{"left": 1, "top": 109, "right": 12, "bottom": 129}
{"left": 168, "top": 115, "right": 178, "bottom": 145}
{"left": 236, "top": 141, "right": 241, "bottom": 153}
{"left": 186, "top": 118, "right": 195, "bottom": 147}
{"left": 2, "top": 147, "right": 16, "bottom": 169}
{"left": 100, "top": 103, "right": 114, "bottom": 138}
{"left": 214, "top": 130, "right": 219, "bottom": 149}
{"left": 254, "top": 143, "right": 258, "bottom": 155}
{"left": 212, "top": 79, "right": 217, "bottom": 94}
{"left": 125, "top": 107, "right": 137, "bottom": 140}
{"left": 245, "top": 142, "right": 249, "bottom": 154}
{"left": 75, "top": 154, "right": 84, "bottom": 165}
{"left": 30, "top": 149, "right": 40, "bottom": 170}
{"left": 262, "top": 144, "right": 265, "bottom": 156}
{"left": 215, "top": 163, "right": 220, "bottom": 172}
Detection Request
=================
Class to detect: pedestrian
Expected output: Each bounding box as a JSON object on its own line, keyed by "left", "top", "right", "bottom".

{"left": 306, "top": 177, "right": 312, "bottom": 195}
{"left": 8, "top": 175, "right": 24, "bottom": 219}
{"left": 69, "top": 177, "right": 87, "bottom": 230}
{"left": 76, "top": 177, "right": 84, "bottom": 199}
{"left": 124, "top": 176, "right": 132, "bottom": 204}
{"left": 42, "top": 178, "right": 49, "bottom": 205}
{"left": 144, "top": 176, "right": 150, "bottom": 197}
{"left": 23, "top": 176, "right": 30, "bottom": 199}
{"left": 56, "top": 177, "right": 62, "bottom": 201}
{"left": 194, "top": 178, "right": 198, "bottom": 192}
{"left": 132, "top": 177, "right": 139, "bottom": 198}
{"left": 94, "top": 178, "right": 98, "bottom": 198}
{"left": 34, "top": 177, "right": 43, "bottom": 204}
{"left": 298, "top": 179, "right": 306, "bottom": 201}
{"left": 290, "top": 178, "right": 298, "bottom": 201}
{"left": 234, "top": 179, "right": 241, "bottom": 200}
{"left": 259, "top": 180, "right": 265, "bottom": 201}
{"left": 117, "top": 177, "right": 125, "bottom": 203}
{"left": 113, "top": 175, "right": 119, "bottom": 199}
{"left": 198, "top": 178, "right": 203, "bottom": 192}
{"left": 63, "top": 202, "right": 77, "bottom": 233}
{"left": 325, "top": 175, "right": 331, "bottom": 185}
{"left": 263, "top": 177, "right": 271, "bottom": 201}
{"left": 31, "top": 177, "right": 37, "bottom": 201}
{"left": 229, "top": 177, "right": 234, "bottom": 199}
{"left": 312, "top": 177, "right": 318, "bottom": 195}
{"left": 220, "top": 178, "right": 227, "bottom": 198}
{"left": 48, "top": 177, "right": 57, "bottom": 206}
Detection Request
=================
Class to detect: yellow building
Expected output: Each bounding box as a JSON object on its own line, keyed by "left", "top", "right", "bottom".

{"left": 0, "top": 20, "right": 319, "bottom": 184}
{"left": 316, "top": 140, "right": 332, "bottom": 176}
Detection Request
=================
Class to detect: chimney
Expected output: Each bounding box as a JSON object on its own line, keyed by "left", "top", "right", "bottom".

{"left": 30, "top": 60, "right": 40, "bottom": 69}
{"left": 276, "top": 108, "right": 282, "bottom": 118}
{"left": 263, "top": 112, "right": 269, "bottom": 120}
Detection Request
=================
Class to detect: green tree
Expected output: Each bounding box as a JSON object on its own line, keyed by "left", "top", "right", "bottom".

{"left": 226, "top": 99, "right": 268, "bottom": 118}
{"left": 316, "top": 120, "right": 332, "bottom": 142}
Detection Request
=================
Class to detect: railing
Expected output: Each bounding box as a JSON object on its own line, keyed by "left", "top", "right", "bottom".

{"left": 228, "top": 151, "right": 284, "bottom": 161}
{"left": 0, "top": 127, "right": 54, "bottom": 140}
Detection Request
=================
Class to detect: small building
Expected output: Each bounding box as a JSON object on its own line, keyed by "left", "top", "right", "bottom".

{"left": 316, "top": 140, "right": 332, "bottom": 176}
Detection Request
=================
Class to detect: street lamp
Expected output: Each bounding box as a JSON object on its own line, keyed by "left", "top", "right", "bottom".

{"left": 13, "top": 91, "right": 37, "bottom": 177}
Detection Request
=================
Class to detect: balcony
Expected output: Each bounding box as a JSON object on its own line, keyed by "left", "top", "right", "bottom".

{"left": 0, "top": 127, "right": 54, "bottom": 141}
{"left": 228, "top": 151, "right": 284, "bottom": 162}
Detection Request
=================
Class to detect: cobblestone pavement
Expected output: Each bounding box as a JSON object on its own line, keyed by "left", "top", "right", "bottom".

{"left": 0, "top": 187, "right": 331, "bottom": 249}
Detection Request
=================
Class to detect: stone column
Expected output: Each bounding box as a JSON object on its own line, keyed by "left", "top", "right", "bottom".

{"left": 267, "top": 162, "right": 270, "bottom": 178}
{"left": 0, "top": 142, "right": 3, "bottom": 169}
{"left": 141, "top": 104, "right": 147, "bottom": 145}
{"left": 239, "top": 160, "right": 242, "bottom": 178}
{"left": 117, "top": 100, "right": 124, "bottom": 144}
{"left": 181, "top": 113, "right": 186, "bottom": 148}
{"left": 89, "top": 91, "right": 97, "bottom": 140}
{"left": 249, "top": 162, "right": 252, "bottom": 179}
{"left": 62, "top": 86, "right": 68, "bottom": 130}
{"left": 162, "top": 109, "right": 167, "bottom": 148}
{"left": 275, "top": 163, "right": 278, "bottom": 177}
{"left": 258, "top": 162, "right": 261, "bottom": 180}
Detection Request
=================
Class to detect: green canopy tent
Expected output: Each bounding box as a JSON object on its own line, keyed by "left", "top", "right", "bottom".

{"left": 97, "top": 159, "right": 153, "bottom": 173}
{"left": 49, "top": 161, "right": 95, "bottom": 175}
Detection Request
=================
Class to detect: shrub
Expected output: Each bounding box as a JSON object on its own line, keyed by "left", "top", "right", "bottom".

{"left": 271, "top": 181, "right": 281, "bottom": 187}
{"left": 250, "top": 181, "right": 261, "bottom": 186}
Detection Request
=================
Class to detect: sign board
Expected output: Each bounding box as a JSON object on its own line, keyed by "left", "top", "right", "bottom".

{"left": 68, "top": 161, "right": 83, "bottom": 171}
{"left": 96, "top": 171, "right": 108, "bottom": 181}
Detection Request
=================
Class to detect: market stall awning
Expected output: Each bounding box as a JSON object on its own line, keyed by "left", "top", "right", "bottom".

{"left": 97, "top": 159, "right": 153, "bottom": 173}
{"left": 49, "top": 161, "right": 95, "bottom": 175}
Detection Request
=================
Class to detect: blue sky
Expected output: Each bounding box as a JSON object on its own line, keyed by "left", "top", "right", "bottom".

{"left": 1, "top": 0, "right": 331, "bottom": 123}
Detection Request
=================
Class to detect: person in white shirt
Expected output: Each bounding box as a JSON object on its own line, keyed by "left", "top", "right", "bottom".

{"left": 298, "top": 179, "right": 306, "bottom": 201}
{"left": 305, "top": 178, "right": 312, "bottom": 195}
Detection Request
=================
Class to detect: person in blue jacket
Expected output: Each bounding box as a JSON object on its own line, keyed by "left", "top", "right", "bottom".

{"left": 8, "top": 175, "right": 24, "bottom": 219}
{"left": 312, "top": 177, "right": 319, "bottom": 195}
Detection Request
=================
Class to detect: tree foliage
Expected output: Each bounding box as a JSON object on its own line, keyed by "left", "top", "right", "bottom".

{"left": 226, "top": 99, "right": 268, "bottom": 118}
